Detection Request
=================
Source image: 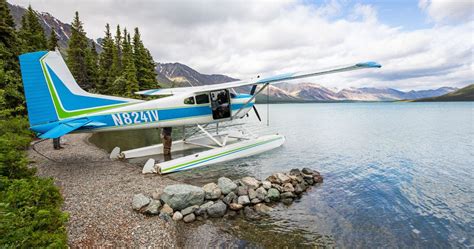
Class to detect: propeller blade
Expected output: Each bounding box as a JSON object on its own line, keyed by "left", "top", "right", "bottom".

{"left": 253, "top": 105, "right": 262, "bottom": 122}
{"left": 250, "top": 85, "right": 257, "bottom": 95}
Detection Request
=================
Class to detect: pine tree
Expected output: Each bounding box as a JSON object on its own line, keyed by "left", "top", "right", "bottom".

{"left": 66, "top": 11, "right": 91, "bottom": 89}
{"left": 18, "top": 5, "right": 47, "bottom": 52}
{"left": 112, "top": 24, "right": 122, "bottom": 76}
{"left": 98, "top": 23, "right": 115, "bottom": 93}
{"left": 0, "top": 0, "right": 25, "bottom": 116}
{"left": 132, "top": 27, "right": 157, "bottom": 90}
{"left": 48, "top": 28, "right": 58, "bottom": 51}
{"left": 121, "top": 28, "right": 138, "bottom": 97}
{"left": 86, "top": 42, "right": 99, "bottom": 90}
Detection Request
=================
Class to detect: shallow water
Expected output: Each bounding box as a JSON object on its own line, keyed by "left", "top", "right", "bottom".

{"left": 91, "top": 102, "right": 474, "bottom": 248}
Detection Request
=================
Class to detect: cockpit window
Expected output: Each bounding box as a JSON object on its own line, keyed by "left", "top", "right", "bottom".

{"left": 184, "top": 96, "right": 195, "bottom": 105}
{"left": 195, "top": 94, "right": 210, "bottom": 104}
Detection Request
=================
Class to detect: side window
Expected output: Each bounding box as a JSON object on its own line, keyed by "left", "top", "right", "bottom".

{"left": 195, "top": 94, "right": 210, "bottom": 104}
{"left": 184, "top": 96, "right": 195, "bottom": 105}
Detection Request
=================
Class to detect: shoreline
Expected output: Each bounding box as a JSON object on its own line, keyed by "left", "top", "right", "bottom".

{"left": 28, "top": 133, "right": 180, "bottom": 247}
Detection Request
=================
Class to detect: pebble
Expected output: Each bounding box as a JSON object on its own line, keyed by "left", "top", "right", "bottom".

{"left": 172, "top": 211, "right": 183, "bottom": 221}
{"left": 237, "top": 195, "right": 250, "bottom": 205}
{"left": 222, "top": 192, "right": 237, "bottom": 205}
{"left": 132, "top": 194, "right": 150, "bottom": 210}
{"left": 160, "top": 204, "right": 173, "bottom": 215}
{"left": 181, "top": 205, "right": 199, "bottom": 216}
{"left": 183, "top": 213, "right": 195, "bottom": 223}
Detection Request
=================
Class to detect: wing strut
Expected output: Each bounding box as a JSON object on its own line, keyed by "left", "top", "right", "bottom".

{"left": 231, "top": 83, "right": 270, "bottom": 120}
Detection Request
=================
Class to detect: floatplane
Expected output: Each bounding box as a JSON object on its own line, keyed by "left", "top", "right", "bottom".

{"left": 19, "top": 51, "right": 380, "bottom": 174}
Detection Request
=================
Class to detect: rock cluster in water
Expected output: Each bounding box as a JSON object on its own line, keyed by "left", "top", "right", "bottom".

{"left": 132, "top": 168, "right": 323, "bottom": 223}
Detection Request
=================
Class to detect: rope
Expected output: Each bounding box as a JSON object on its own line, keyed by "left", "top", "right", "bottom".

{"left": 31, "top": 139, "right": 113, "bottom": 164}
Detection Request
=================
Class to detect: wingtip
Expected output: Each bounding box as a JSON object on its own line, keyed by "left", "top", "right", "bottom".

{"left": 356, "top": 61, "right": 382, "bottom": 68}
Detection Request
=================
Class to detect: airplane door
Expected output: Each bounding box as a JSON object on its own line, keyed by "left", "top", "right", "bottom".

{"left": 210, "top": 89, "right": 231, "bottom": 120}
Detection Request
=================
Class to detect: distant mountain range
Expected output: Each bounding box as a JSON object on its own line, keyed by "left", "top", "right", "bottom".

{"left": 413, "top": 84, "right": 474, "bottom": 102}
{"left": 8, "top": 3, "right": 463, "bottom": 102}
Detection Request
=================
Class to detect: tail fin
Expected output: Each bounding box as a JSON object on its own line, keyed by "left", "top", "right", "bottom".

{"left": 19, "top": 51, "right": 140, "bottom": 127}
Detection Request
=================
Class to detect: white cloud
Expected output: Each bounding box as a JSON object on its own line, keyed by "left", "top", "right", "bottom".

{"left": 8, "top": 0, "right": 473, "bottom": 90}
{"left": 419, "top": 0, "right": 474, "bottom": 23}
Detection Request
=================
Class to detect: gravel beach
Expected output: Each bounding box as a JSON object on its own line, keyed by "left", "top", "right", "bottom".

{"left": 28, "top": 133, "right": 180, "bottom": 248}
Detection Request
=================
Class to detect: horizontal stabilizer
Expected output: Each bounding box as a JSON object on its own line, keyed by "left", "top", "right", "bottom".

{"left": 39, "top": 118, "right": 103, "bottom": 139}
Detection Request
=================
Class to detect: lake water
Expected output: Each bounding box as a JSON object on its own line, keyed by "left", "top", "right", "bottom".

{"left": 91, "top": 102, "right": 474, "bottom": 248}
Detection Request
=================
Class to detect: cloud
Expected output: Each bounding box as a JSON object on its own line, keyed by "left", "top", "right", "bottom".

{"left": 419, "top": 0, "right": 474, "bottom": 23}
{"left": 8, "top": 0, "right": 473, "bottom": 90}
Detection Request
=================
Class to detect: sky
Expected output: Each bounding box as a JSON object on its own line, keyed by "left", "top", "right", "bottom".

{"left": 8, "top": 0, "right": 474, "bottom": 90}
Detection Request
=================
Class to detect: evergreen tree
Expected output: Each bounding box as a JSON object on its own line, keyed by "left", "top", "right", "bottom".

{"left": 132, "top": 27, "right": 157, "bottom": 90}
{"left": 18, "top": 5, "right": 47, "bottom": 52}
{"left": 121, "top": 28, "right": 139, "bottom": 97}
{"left": 48, "top": 28, "right": 58, "bottom": 51}
{"left": 0, "top": 0, "right": 25, "bottom": 116}
{"left": 86, "top": 42, "right": 99, "bottom": 90}
{"left": 112, "top": 24, "right": 122, "bottom": 75}
{"left": 66, "top": 11, "right": 91, "bottom": 89}
{"left": 98, "top": 23, "right": 115, "bottom": 93}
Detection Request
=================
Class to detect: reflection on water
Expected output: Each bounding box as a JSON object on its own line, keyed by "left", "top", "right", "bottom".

{"left": 91, "top": 102, "right": 474, "bottom": 248}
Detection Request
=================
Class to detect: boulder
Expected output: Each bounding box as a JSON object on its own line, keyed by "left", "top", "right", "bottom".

{"left": 222, "top": 192, "right": 237, "bottom": 205}
{"left": 237, "top": 186, "right": 248, "bottom": 196}
{"left": 218, "top": 177, "right": 238, "bottom": 195}
{"left": 266, "top": 188, "right": 280, "bottom": 201}
{"left": 183, "top": 213, "right": 196, "bottom": 223}
{"left": 255, "top": 187, "right": 267, "bottom": 200}
{"left": 271, "top": 183, "right": 284, "bottom": 192}
{"left": 282, "top": 198, "right": 293, "bottom": 205}
{"left": 281, "top": 192, "right": 295, "bottom": 199}
{"left": 302, "top": 168, "right": 315, "bottom": 175}
{"left": 305, "top": 178, "right": 314, "bottom": 185}
{"left": 289, "top": 168, "right": 301, "bottom": 176}
{"left": 207, "top": 201, "right": 227, "bottom": 218}
{"left": 295, "top": 175, "right": 304, "bottom": 183}
{"left": 282, "top": 183, "right": 295, "bottom": 193}
{"left": 132, "top": 193, "right": 150, "bottom": 211}
{"left": 181, "top": 205, "right": 199, "bottom": 216}
{"left": 251, "top": 198, "right": 261, "bottom": 204}
{"left": 202, "top": 182, "right": 222, "bottom": 200}
{"left": 294, "top": 184, "right": 304, "bottom": 195}
{"left": 144, "top": 199, "right": 161, "bottom": 215}
{"left": 172, "top": 211, "right": 183, "bottom": 221}
{"left": 229, "top": 203, "right": 243, "bottom": 210}
{"left": 248, "top": 188, "right": 257, "bottom": 200}
{"left": 261, "top": 180, "right": 272, "bottom": 190}
{"left": 254, "top": 203, "right": 273, "bottom": 214}
{"left": 161, "top": 184, "right": 205, "bottom": 210}
{"left": 241, "top": 176, "right": 260, "bottom": 189}
{"left": 238, "top": 195, "right": 251, "bottom": 205}
{"left": 275, "top": 173, "right": 291, "bottom": 184}
{"left": 160, "top": 204, "right": 174, "bottom": 215}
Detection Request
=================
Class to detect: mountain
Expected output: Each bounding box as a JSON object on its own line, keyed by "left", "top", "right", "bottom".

{"left": 8, "top": 3, "right": 99, "bottom": 51}
{"left": 155, "top": 62, "right": 238, "bottom": 88}
{"left": 413, "top": 84, "right": 474, "bottom": 102}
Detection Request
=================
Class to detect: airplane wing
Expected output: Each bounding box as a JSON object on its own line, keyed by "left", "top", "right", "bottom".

{"left": 136, "top": 61, "right": 381, "bottom": 96}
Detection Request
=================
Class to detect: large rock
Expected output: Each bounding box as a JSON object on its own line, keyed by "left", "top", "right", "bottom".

{"left": 251, "top": 198, "right": 261, "bottom": 204}
{"left": 237, "top": 186, "right": 248, "bottom": 196}
{"left": 261, "top": 180, "right": 272, "bottom": 190}
{"left": 229, "top": 203, "right": 243, "bottom": 210}
{"left": 207, "top": 200, "right": 227, "bottom": 218}
{"left": 302, "top": 168, "right": 315, "bottom": 175}
{"left": 218, "top": 177, "right": 238, "bottom": 195}
{"left": 160, "top": 204, "right": 174, "bottom": 215}
{"left": 238, "top": 195, "right": 251, "bottom": 205}
{"left": 281, "top": 192, "right": 295, "bottom": 199}
{"left": 181, "top": 205, "right": 199, "bottom": 216}
{"left": 241, "top": 176, "right": 260, "bottom": 189}
{"left": 132, "top": 194, "right": 150, "bottom": 210}
{"left": 255, "top": 187, "right": 267, "bottom": 200}
{"left": 202, "top": 182, "right": 222, "bottom": 200}
{"left": 289, "top": 168, "right": 301, "bottom": 176}
{"left": 196, "top": 201, "right": 214, "bottom": 216}
{"left": 183, "top": 213, "right": 196, "bottom": 223}
{"left": 144, "top": 199, "right": 161, "bottom": 215}
{"left": 275, "top": 173, "right": 291, "bottom": 184}
{"left": 266, "top": 188, "right": 280, "bottom": 201}
{"left": 172, "top": 211, "right": 183, "bottom": 221}
{"left": 161, "top": 184, "right": 205, "bottom": 210}
{"left": 282, "top": 183, "right": 295, "bottom": 193}
{"left": 222, "top": 192, "right": 237, "bottom": 205}
{"left": 254, "top": 203, "right": 273, "bottom": 214}
{"left": 248, "top": 188, "right": 257, "bottom": 200}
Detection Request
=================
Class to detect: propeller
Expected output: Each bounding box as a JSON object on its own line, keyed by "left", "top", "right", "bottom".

{"left": 250, "top": 85, "right": 262, "bottom": 122}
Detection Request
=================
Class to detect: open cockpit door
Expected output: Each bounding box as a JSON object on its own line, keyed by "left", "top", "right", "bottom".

{"left": 210, "top": 89, "right": 231, "bottom": 120}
